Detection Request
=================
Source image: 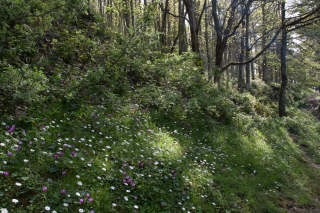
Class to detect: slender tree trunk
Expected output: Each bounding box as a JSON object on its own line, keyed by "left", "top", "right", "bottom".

{"left": 245, "top": 5, "right": 250, "bottom": 90}
{"left": 279, "top": 1, "right": 287, "bottom": 117}
{"left": 204, "top": 1, "right": 212, "bottom": 79}
{"left": 238, "top": 26, "right": 244, "bottom": 92}
{"left": 262, "top": 1, "right": 268, "bottom": 82}
{"left": 179, "top": 0, "right": 187, "bottom": 54}
{"left": 160, "top": 0, "right": 169, "bottom": 47}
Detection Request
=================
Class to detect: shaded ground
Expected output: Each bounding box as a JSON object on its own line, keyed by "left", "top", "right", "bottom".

{"left": 305, "top": 90, "right": 320, "bottom": 121}
{"left": 288, "top": 91, "right": 320, "bottom": 213}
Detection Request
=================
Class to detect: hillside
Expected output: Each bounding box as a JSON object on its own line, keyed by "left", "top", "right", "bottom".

{"left": 1, "top": 1, "right": 320, "bottom": 212}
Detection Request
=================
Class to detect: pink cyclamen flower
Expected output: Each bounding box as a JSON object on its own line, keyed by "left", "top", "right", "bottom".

{"left": 8, "top": 125, "right": 15, "bottom": 133}
{"left": 42, "top": 186, "right": 47, "bottom": 192}
{"left": 4, "top": 172, "right": 9, "bottom": 177}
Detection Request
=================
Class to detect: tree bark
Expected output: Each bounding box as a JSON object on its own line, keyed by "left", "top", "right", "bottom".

{"left": 279, "top": 1, "right": 287, "bottom": 117}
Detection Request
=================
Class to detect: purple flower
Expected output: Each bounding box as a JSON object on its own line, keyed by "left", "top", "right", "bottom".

{"left": 54, "top": 154, "right": 59, "bottom": 159}
{"left": 134, "top": 196, "right": 138, "bottom": 200}
{"left": 90, "top": 211, "right": 94, "bottom": 213}
{"left": 61, "top": 189, "right": 66, "bottom": 194}
{"left": 131, "top": 183, "right": 136, "bottom": 187}
{"left": 4, "top": 171, "right": 9, "bottom": 177}
{"left": 123, "top": 179, "right": 126, "bottom": 183}
{"left": 5, "top": 125, "right": 9, "bottom": 130}
{"left": 41, "top": 141, "right": 45, "bottom": 145}
{"left": 42, "top": 186, "right": 47, "bottom": 192}
{"left": 62, "top": 171, "right": 67, "bottom": 175}
{"left": 80, "top": 198, "right": 84, "bottom": 204}
{"left": 29, "top": 141, "right": 32, "bottom": 145}
{"left": 8, "top": 125, "right": 15, "bottom": 133}
{"left": 8, "top": 152, "right": 12, "bottom": 157}
{"left": 18, "top": 141, "right": 23, "bottom": 145}
{"left": 57, "top": 133, "right": 60, "bottom": 137}
{"left": 123, "top": 171, "right": 127, "bottom": 175}
{"left": 59, "top": 152, "right": 64, "bottom": 157}
{"left": 86, "top": 193, "right": 90, "bottom": 198}
{"left": 89, "top": 198, "right": 93, "bottom": 202}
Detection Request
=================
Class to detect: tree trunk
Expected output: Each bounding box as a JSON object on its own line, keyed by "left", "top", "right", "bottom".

{"left": 279, "top": 1, "right": 287, "bottom": 117}
{"left": 245, "top": 4, "right": 250, "bottom": 90}
{"left": 178, "top": 0, "right": 187, "bottom": 54}
{"left": 262, "top": 0, "right": 268, "bottom": 82}
{"left": 160, "top": 0, "right": 169, "bottom": 47}
{"left": 204, "top": 0, "right": 212, "bottom": 79}
{"left": 183, "top": 0, "right": 200, "bottom": 53}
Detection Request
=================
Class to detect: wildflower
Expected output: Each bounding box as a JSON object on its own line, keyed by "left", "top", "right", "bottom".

{"left": 79, "top": 209, "right": 84, "bottom": 213}
{"left": 112, "top": 203, "right": 117, "bottom": 207}
{"left": 61, "top": 189, "right": 66, "bottom": 194}
{"left": 24, "top": 159, "right": 29, "bottom": 163}
{"left": 3, "top": 171, "right": 9, "bottom": 177}
{"left": 77, "top": 181, "right": 83, "bottom": 186}
{"left": 86, "top": 193, "right": 90, "bottom": 198}
{"left": 12, "top": 198, "right": 19, "bottom": 203}
{"left": 8, "top": 125, "right": 15, "bottom": 133}
{"left": 134, "top": 205, "right": 138, "bottom": 209}
{"left": 90, "top": 211, "right": 95, "bottom": 213}
{"left": 89, "top": 198, "right": 93, "bottom": 202}
{"left": 0, "top": 208, "right": 8, "bottom": 213}
{"left": 15, "top": 182, "right": 22, "bottom": 186}
{"left": 80, "top": 198, "right": 84, "bottom": 204}
{"left": 43, "top": 186, "right": 48, "bottom": 192}
{"left": 111, "top": 186, "right": 115, "bottom": 190}
{"left": 63, "top": 203, "right": 68, "bottom": 207}
{"left": 62, "top": 171, "right": 67, "bottom": 175}
{"left": 45, "top": 206, "right": 50, "bottom": 211}
{"left": 124, "top": 196, "right": 128, "bottom": 201}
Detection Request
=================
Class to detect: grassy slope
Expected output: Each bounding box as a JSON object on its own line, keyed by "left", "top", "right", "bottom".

{"left": 1, "top": 86, "right": 320, "bottom": 213}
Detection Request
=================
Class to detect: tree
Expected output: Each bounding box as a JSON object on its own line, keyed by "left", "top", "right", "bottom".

{"left": 279, "top": 1, "right": 287, "bottom": 117}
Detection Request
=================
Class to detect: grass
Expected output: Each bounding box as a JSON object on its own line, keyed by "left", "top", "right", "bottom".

{"left": 1, "top": 94, "right": 320, "bottom": 213}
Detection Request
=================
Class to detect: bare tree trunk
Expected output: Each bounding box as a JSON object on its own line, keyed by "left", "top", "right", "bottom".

{"left": 279, "top": 1, "right": 287, "bottom": 117}
{"left": 204, "top": 0, "right": 212, "bottom": 79}
{"left": 182, "top": 0, "right": 200, "bottom": 53}
{"left": 262, "top": 0, "right": 268, "bottom": 82}
{"left": 179, "top": 0, "right": 187, "bottom": 54}
{"left": 238, "top": 23, "right": 244, "bottom": 92}
{"left": 245, "top": 4, "right": 251, "bottom": 90}
{"left": 160, "top": 0, "right": 169, "bottom": 47}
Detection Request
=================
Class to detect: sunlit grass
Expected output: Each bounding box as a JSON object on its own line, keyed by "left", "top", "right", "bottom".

{"left": 1, "top": 98, "right": 320, "bottom": 212}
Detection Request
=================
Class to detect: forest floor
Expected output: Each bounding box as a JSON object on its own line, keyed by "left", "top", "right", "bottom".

{"left": 288, "top": 91, "right": 320, "bottom": 213}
